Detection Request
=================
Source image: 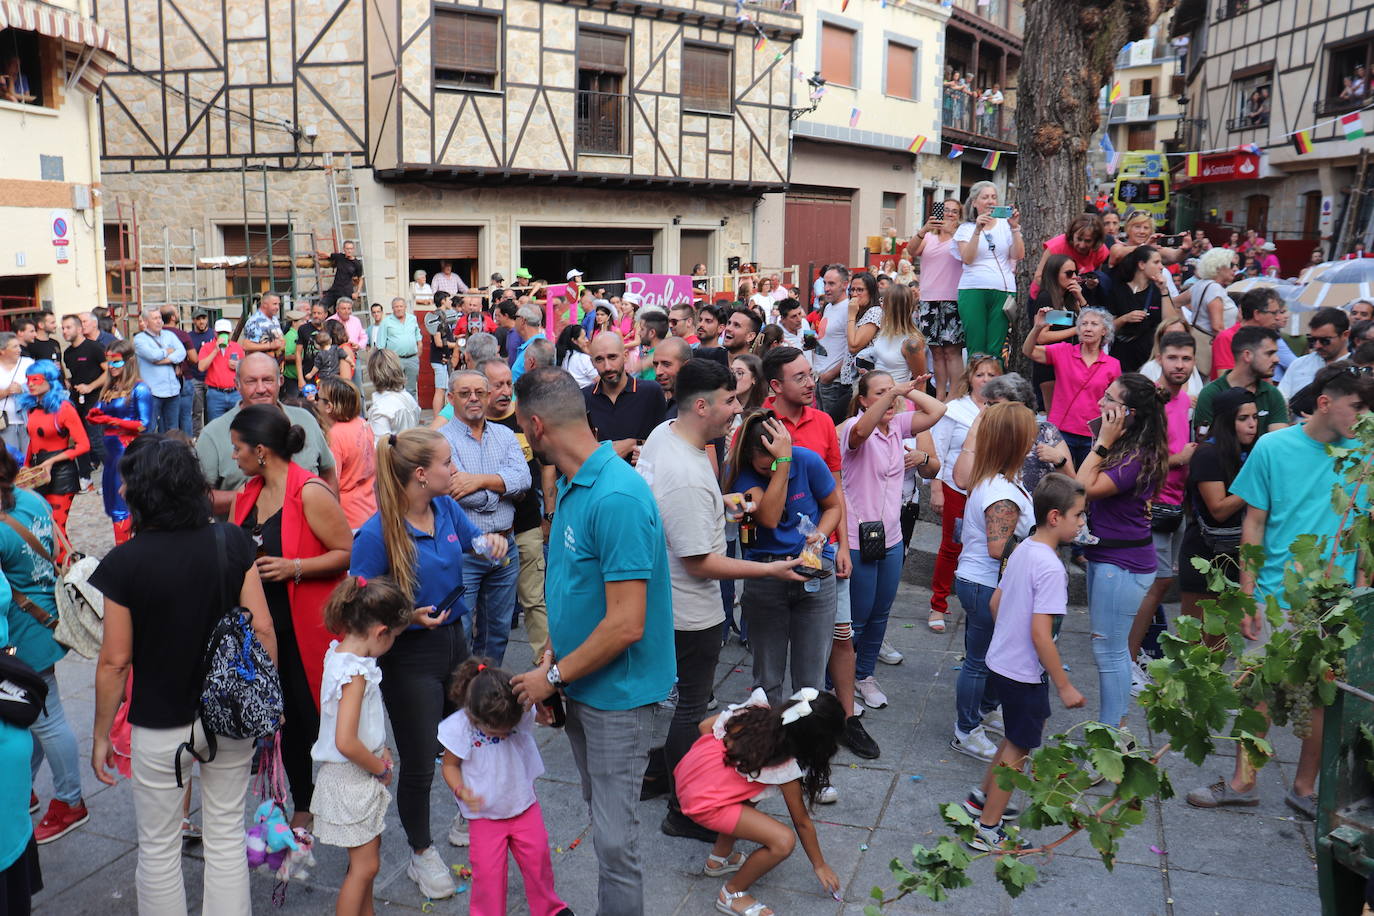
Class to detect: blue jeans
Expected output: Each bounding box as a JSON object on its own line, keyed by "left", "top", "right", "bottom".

{"left": 205, "top": 387, "right": 239, "bottom": 423}
{"left": 720, "top": 536, "right": 747, "bottom": 642}
{"left": 175, "top": 378, "right": 194, "bottom": 435}
{"left": 31, "top": 667, "right": 83, "bottom": 804}
{"left": 461, "top": 534, "right": 520, "bottom": 665}
{"left": 954, "top": 577, "right": 1000, "bottom": 734}
{"left": 1087, "top": 561, "right": 1153, "bottom": 727}
{"left": 849, "top": 543, "right": 904, "bottom": 680}
{"left": 152, "top": 394, "right": 180, "bottom": 433}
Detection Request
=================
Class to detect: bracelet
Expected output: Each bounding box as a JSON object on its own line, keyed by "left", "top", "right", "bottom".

{"left": 919, "top": 452, "right": 930, "bottom": 468}
{"left": 372, "top": 759, "right": 393, "bottom": 781}
{"left": 293, "top": 558, "right": 302, "bottom": 584}
{"left": 1093, "top": 444, "right": 1111, "bottom": 459}
{"left": 1052, "top": 457, "right": 1068, "bottom": 469}
{"left": 770, "top": 456, "right": 793, "bottom": 471}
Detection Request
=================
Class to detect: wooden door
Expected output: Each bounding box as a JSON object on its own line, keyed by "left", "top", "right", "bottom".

{"left": 784, "top": 192, "right": 854, "bottom": 285}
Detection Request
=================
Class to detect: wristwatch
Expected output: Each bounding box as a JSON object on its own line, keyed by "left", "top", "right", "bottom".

{"left": 546, "top": 663, "right": 566, "bottom": 689}
{"left": 542, "top": 511, "right": 555, "bottom": 522}
{"left": 1093, "top": 444, "right": 1111, "bottom": 459}
{"left": 1052, "top": 457, "right": 1068, "bottom": 469}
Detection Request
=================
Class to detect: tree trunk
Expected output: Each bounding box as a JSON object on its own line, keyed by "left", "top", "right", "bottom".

{"left": 1010, "top": 0, "right": 1171, "bottom": 377}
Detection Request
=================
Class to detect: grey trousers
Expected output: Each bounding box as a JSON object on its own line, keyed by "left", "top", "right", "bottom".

{"left": 565, "top": 699, "right": 661, "bottom": 916}
{"left": 398, "top": 353, "right": 420, "bottom": 400}
{"left": 742, "top": 559, "right": 837, "bottom": 706}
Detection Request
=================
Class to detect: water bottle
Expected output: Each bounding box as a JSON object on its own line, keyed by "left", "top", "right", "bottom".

{"left": 471, "top": 535, "right": 511, "bottom": 567}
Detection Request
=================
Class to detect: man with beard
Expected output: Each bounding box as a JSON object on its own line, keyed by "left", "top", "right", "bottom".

{"left": 721, "top": 307, "right": 759, "bottom": 358}
{"left": 584, "top": 332, "right": 666, "bottom": 465}
{"left": 695, "top": 304, "right": 725, "bottom": 349}
{"left": 1195, "top": 326, "right": 1289, "bottom": 437}
{"left": 815, "top": 264, "right": 853, "bottom": 423}
{"left": 652, "top": 337, "right": 692, "bottom": 420}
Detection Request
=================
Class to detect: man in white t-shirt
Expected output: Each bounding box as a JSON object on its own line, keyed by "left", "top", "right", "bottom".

{"left": 815, "top": 264, "right": 852, "bottom": 423}
{"left": 636, "top": 358, "right": 803, "bottom": 842}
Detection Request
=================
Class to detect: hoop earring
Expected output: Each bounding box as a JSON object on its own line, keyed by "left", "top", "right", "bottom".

{"left": 418, "top": 477, "right": 427, "bottom": 489}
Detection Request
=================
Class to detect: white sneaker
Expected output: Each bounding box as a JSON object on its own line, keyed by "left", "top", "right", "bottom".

{"left": 981, "top": 707, "right": 1005, "bottom": 736}
{"left": 817, "top": 785, "right": 839, "bottom": 804}
{"left": 950, "top": 725, "right": 999, "bottom": 762}
{"left": 877, "top": 641, "right": 904, "bottom": 665}
{"left": 407, "top": 847, "right": 457, "bottom": 899}
{"left": 855, "top": 676, "right": 889, "bottom": 709}
{"left": 448, "top": 813, "right": 469, "bottom": 847}
{"left": 1130, "top": 657, "right": 1153, "bottom": 697}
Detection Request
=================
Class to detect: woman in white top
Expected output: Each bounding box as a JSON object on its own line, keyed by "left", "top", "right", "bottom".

{"left": 949, "top": 402, "right": 1038, "bottom": 761}
{"left": 555, "top": 324, "right": 598, "bottom": 388}
{"left": 0, "top": 332, "right": 34, "bottom": 457}
{"left": 927, "top": 355, "right": 1002, "bottom": 632}
{"left": 365, "top": 348, "right": 422, "bottom": 437}
{"left": 1177, "top": 246, "right": 1238, "bottom": 338}
{"left": 953, "top": 181, "right": 1024, "bottom": 362}
{"left": 866, "top": 283, "right": 928, "bottom": 384}
{"left": 751, "top": 277, "right": 777, "bottom": 314}
{"left": 410, "top": 270, "right": 434, "bottom": 310}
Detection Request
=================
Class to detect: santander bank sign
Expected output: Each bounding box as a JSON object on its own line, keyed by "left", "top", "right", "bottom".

{"left": 1194, "top": 152, "right": 1261, "bottom": 184}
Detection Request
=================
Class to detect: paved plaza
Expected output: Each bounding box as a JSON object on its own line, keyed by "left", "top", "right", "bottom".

{"left": 31, "top": 492, "right": 1319, "bottom": 915}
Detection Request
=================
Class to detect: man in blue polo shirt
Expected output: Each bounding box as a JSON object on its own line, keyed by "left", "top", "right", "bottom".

{"left": 511, "top": 366, "right": 674, "bottom": 916}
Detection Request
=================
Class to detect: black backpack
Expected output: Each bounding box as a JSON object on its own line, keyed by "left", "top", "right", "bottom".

{"left": 0, "top": 647, "right": 48, "bottom": 729}
{"left": 175, "top": 524, "right": 283, "bottom": 787}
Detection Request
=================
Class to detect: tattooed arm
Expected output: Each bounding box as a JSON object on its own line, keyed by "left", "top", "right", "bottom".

{"left": 983, "top": 499, "right": 1021, "bottom": 561}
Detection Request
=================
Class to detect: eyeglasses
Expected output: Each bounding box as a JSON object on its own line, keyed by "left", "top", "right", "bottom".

{"left": 667, "top": 318, "right": 681, "bottom": 325}
{"left": 1307, "top": 334, "right": 1337, "bottom": 346}
{"left": 1100, "top": 391, "right": 1124, "bottom": 406}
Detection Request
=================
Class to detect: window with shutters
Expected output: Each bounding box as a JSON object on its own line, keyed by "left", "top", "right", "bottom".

{"left": 433, "top": 9, "right": 501, "bottom": 91}
{"left": 682, "top": 43, "right": 732, "bottom": 113}
{"left": 820, "top": 23, "right": 857, "bottom": 87}
{"left": 884, "top": 41, "right": 916, "bottom": 99}
{"left": 576, "top": 28, "right": 628, "bottom": 154}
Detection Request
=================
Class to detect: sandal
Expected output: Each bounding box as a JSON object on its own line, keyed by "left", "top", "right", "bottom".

{"left": 716, "top": 885, "right": 773, "bottom": 916}
{"left": 928, "top": 611, "right": 947, "bottom": 633}
{"left": 704, "top": 851, "right": 745, "bottom": 877}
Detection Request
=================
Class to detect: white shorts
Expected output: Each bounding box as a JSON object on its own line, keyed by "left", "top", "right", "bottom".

{"left": 432, "top": 362, "right": 451, "bottom": 392}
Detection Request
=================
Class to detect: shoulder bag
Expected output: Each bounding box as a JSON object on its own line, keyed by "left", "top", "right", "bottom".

{"left": 0, "top": 645, "right": 47, "bottom": 728}
{"left": 0, "top": 510, "right": 105, "bottom": 658}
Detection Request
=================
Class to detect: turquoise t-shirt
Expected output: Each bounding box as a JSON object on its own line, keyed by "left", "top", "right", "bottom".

{"left": 1229, "top": 424, "right": 1367, "bottom": 606}
{"left": 547, "top": 441, "right": 675, "bottom": 709}
{"left": 1, "top": 488, "right": 64, "bottom": 672}
{"left": 0, "top": 575, "right": 36, "bottom": 870}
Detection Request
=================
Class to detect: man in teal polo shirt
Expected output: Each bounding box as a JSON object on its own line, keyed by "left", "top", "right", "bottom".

{"left": 510, "top": 365, "right": 674, "bottom": 916}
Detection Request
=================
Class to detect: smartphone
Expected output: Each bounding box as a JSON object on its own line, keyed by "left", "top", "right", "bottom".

{"left": 1162, "top": 234, "right": 1184, "bottom": 247}
{"left": 795, "top": 565, "right": 834, "bottom": 580}
{"left": 931, "top": 201, "right": 946, "bottom": 222}
{"left": 855, "top": 356, "right": 876, "bottom": 372}
{"left": 427, "top": 582, "right": 467, "bottom": 618}
{"left": 541, "top": 690, "right": 567, "bottom": 728}
{"left": 991, "top": 205, "right": 1014, "bottom": 219}
{"left": 1046, "top": 309, "right": 1076, "bottom": 327}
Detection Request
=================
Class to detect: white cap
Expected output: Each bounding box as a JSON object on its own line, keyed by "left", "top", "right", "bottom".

{"left": 566, "top": 268, "right": 584, "bottom": 280}
{"left": 621, "top": 292, "right": 643, "bottom": 306}
{"left": 214, "top": 318, "right": 234, "bottom": 334}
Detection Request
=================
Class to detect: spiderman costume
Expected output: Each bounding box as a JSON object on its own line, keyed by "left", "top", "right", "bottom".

{"left": 88, "top": 382, "right": 153, "bottom": 544}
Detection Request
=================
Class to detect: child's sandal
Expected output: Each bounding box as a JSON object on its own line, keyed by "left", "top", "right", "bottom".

{"left": 928, "top": 610, "right": 947, "bottom": 633}
{"left": 704, "top": 851, "right": 745, "bottom": 877}
{"left": 716, "top": 885, "right": 773, "bottom": 916}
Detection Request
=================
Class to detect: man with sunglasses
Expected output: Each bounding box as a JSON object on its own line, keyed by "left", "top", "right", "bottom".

{"left": 1211, "top": 288, "right": 1295, "bottom": 382}
{"left": 667, "top": 304, "right": 700, "bottom": 346}
{"left": 1279, "top": 307, "right": 1350, "bottom": 399}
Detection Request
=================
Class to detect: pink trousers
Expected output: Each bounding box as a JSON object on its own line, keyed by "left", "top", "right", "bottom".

{"left": 469, "top": 800, "right": 567, "bottom": 916}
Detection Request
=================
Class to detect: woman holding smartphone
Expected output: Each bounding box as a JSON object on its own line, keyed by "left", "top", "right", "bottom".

{"left": 911, "top": 197, "right": 965, "bottom": 400}
{"left": 1027, "top": 254, "right": 1092, "bottom": 409}
{"left": 952, "top": 181, "right": 1023, "bottom": 362}
{"left": 349, "top": 428, "right": 509, "bottom": 899}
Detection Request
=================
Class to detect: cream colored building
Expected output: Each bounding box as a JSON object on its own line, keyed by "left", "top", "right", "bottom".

{"left": 1099, "top": 30, "right": 1185, "bottom": 158}
{"left": 96, "top": 0, "right": 803, "bottom": 327}
{"left": 0, "top": 0, "right": 114, "bottom": 319}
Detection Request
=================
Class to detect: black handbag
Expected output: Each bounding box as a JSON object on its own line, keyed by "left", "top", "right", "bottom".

{"left": 858, "top": 520, "right": 886, "bottom": 563}
{"left": 1150, "top": 502, "right": 1184, "bottom": 534}
{"left": 0, "top": 646, "right": 48, "bottom": 728}
{"left": 31, "top": 450, "right": 79, "bottom": 496}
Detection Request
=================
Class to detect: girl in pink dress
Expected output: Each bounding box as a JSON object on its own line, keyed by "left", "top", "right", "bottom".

{"left": 674, "top": 688, "right": 844, "bottom": 916}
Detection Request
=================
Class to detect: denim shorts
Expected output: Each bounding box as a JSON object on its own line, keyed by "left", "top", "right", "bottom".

{"left": 988, "top": 671, "right": 1051, "bottom": 751}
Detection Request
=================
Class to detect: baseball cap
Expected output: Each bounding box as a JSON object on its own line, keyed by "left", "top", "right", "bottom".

{"left": 566, "top": 268, "right": 584, "bottom": 280}
{"left": 192, "top": 308, "right": 210, "bottom": 319}
{"left": 516, "top": 267, "right": 532, "bottom": 279}
{"left": 284, "top": 309, "right": 307, "bottom": 322}
{"left": 214, "top": 318, "right": 234, "bottom": 334}
{"left": 490, "top": 272, "right": 505, "bottom": 284}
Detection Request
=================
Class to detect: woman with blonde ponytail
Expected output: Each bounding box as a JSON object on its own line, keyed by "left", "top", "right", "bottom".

{"left": 349, "top": 427, "right": 510, "bottom": 899}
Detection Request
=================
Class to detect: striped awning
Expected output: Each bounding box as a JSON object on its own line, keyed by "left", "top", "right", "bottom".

{"left": 0, "top": 0, "right": 116, "bottom": 95}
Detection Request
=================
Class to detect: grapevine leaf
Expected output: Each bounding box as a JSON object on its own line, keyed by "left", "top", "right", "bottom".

{"left": 993, "top": 854, "right": 1039, "bottom": 898}
{"left": 1089, "top": 747, "right": 1125, "bottom": 785}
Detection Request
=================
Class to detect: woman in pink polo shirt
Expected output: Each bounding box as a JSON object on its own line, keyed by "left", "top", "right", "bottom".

{"left": 1022, "top": 306, "right": 1122, "bottom": 477}
{"left": 838, "top": 371, "right": 946, "bottom": 708}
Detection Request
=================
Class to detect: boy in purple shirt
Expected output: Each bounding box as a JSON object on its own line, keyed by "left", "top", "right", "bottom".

{"left": 964, "top": 473, "right": 1088, "bottom": 852}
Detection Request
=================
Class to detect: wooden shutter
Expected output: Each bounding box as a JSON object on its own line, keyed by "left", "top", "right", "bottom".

{"left": 408, "top": 226, "right": 479, "bottom": 260}
{"left": 886, "top": 43, "right": 914, "bottom": 99}
{"left": 433, "top": 11, "right": 499, "bottom": 75}
{"left": 222, "top": 225, "right": 291, "bottom": 257}
{"left": 578, "top": 29, "right": 626, "bottom": 74}
{"left": 820, "top": 23, "right": 855, "bottom": 86}
{"left": 683, "top": 44, "right": 731, "bottom": 112}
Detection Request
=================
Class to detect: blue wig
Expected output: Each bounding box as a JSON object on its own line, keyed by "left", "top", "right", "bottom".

{"left": 18, "top": 360, "right": 68, "bottom": 416}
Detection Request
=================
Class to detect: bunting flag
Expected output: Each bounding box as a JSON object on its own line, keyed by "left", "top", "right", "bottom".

{"left": 841, "top": 0, "right": 849, "bottom": 9}
{"left": 1243, "top": 143, "right": 1263, "bottom": 155}
{"left": 1108, "top": 82, "right": 1122, "bottom": 104}
{"left": 1292, "top": 129, "right": 1313, "bottom": 155}
{"left": 849, "top": 107, "right": 861, "bottom": 128}
{"left": 1185, "top": 152, "right": 1200, "bottom": 177}
{"left": 981, "top": 150, "right": 1001, "bottom": 170}
{"left": 754, "top": 33, "right": 767, "bottom": 52}
{"left": 1340, "top": 111, "right": 1366, "bottom": 140}
{"left": 948, "top": 144, "right": 965, "bottom": 159}
{"left": 908, "top": 134, "right": 927, "bottom": 154}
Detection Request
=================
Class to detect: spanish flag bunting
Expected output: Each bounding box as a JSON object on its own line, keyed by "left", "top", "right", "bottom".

{"left": 1185, "top": 152, "right": 1199, "bottom": 177}
{"left": 1108, "top": 82, "right": 1122, "bottom": 103}
{"left": 841, "top": 0, "right": 850, "bottom": 9}
{"left": 1292, "top": 129, "right": 1313, "bottom": 155}
{"left": 981, "top": 150, "right": 1001, "bottom": 170}
{"left": 908, "top": 134, "right": 927, "bottom": 154}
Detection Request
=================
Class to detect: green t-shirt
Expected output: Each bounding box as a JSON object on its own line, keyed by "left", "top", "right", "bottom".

{"left": 1194, "top": 372, "right": 1288, "bottom": 435}
{"left": 282, "top": 327, "right": 299, "bottom": 380}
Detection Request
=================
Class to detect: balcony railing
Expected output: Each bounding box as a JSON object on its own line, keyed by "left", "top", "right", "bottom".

{"left": 1114, "top": 44, "right": 1178, "bottom": 69}
{"left": 1214, "top": 0, "right": 1279, "bottom": 22}
{"left": 947, "top": 0, "right": 1025, "bottom": 36}
{"left": 575, "top": 90, "right": 628, "bottom": 155}
{"left": 942, "top": 89, "right": 1016, "bottom": 143}
{"left": 1106, "top": 95, "right": 1165, "bottom": 123}
{"left": 1314, "top": 94, "right": 1370, "bottom": 117}
{"left": 1226, "top": 111, "right": 1270, "bottom": 131}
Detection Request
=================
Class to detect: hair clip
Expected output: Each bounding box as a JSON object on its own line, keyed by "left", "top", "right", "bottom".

{"left": 476, "top": 663, "right": 486, "bottom": 671}
{"left": 356, "top": 575, "right": 367, "bottom": 587}
{"left": 388, "top": 433, "right": 398, "bottom": 446}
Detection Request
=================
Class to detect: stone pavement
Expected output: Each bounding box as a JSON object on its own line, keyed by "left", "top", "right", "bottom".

{"left": 31, "top": 492, "right": 1319, "bottom": 915}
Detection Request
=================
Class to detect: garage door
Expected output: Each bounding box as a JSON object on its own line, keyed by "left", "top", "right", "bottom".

{"left": 784, "top": 191, "right": 854, "bottom": 288}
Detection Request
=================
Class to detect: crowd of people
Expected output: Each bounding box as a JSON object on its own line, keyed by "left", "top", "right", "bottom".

{"left": 1, "top": 201, "right": 1371, "bottom": 916}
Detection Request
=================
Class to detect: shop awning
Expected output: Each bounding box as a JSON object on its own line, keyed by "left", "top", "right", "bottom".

{"left": 0, "top": 0, "right": 117, "bottom": 95}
